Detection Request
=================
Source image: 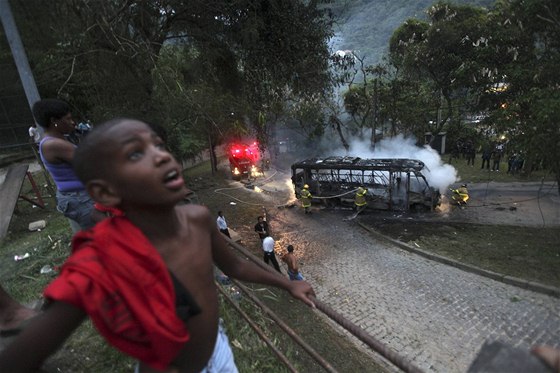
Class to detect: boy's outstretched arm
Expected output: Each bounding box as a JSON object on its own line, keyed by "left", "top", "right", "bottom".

{"left": 0, "top": 301, "right": 86, "bottom": 371}
{"left": 531, "top": 345, "right": 560, "bottom": 372}
{"left": 210, "top": 223, "right": 316, "bottom": 308}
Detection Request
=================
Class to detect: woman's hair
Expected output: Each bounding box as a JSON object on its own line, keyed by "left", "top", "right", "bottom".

{"left": 32, "top": 99, "right": 71, "bottom": 128}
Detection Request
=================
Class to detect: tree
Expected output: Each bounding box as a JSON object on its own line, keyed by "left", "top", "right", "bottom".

{"left": 11, "top": 0, "right": 334, "bottom": 161}
{"left": 388, "top": 2, "right": 491, "bottom": 143}
{"left": 485, "top": 0, "right": 560, "bottom": 192}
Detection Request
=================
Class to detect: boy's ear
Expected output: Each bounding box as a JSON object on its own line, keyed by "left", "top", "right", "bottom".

{"left": 87, "top": 180, "right": 121, "bottom": 207}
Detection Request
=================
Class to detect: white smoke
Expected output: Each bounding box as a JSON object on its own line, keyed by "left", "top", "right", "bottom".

{"left": 332, "top": 134, "right": 458, "bottom": 193}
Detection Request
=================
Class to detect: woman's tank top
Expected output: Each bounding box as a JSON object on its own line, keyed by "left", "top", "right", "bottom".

{"left": 39, "top": 136, "right": 85, "bottom": 192}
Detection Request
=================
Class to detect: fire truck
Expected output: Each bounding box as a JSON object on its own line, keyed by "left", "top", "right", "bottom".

{"left": 291, "top": 156, "right": 441, "bottom": 212}
{"left": 228, "top": 141, "right": 260, "bottom": 181}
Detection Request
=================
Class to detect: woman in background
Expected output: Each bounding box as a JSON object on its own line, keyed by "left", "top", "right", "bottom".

{"left": 32, "top": 98, "right": 96, "bottom": 232}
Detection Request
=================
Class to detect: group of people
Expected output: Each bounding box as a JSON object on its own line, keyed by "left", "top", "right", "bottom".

{"left": 298, "top": 184, "right": 369, "bottom": 215}
{"left": 450, "top": 139, "right": 525, "bottom": 174}
{"left": 28, "top": 116, "right": 92, "bottom": 150}
{"left": 507, "top": 152, "right": 525, "bottom": 175}
{"left": 480, "top": 142, "right": 506, "bottom": 172}
{"left": 216, "top": 213, "right": 305, "bottom": 281}
{"left": 0, "top": 99, "right": 316, "bottom": 372}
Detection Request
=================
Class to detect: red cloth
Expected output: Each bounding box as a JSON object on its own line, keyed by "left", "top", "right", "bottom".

{"left": 94, "top": 202, "right": 124, "bottom": 217}
{"left": 44, "top": 216, "right": 189, "bottom": 370}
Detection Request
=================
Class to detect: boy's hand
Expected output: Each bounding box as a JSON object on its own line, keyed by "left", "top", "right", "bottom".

{"left": 531, "top": 345, "right": 560, "bottom": 372}
{"left": 287, "top": 280, "right": 316, "bottom": 308}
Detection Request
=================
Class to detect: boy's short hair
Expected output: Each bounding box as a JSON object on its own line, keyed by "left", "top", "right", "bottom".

{"left": 287, "top": 245, "right": 294, "bottom": 252}
{"left": 257, "top": 216, "right": 263, "bottom": 221}
{"left": 73, "top": 117, "right": 130, "bottom": 184}
{"left": 74, "top": 118, "right": 171, "bottom": 184}
{"left": 32, "top": 99, "right": 71, "bottom": 128}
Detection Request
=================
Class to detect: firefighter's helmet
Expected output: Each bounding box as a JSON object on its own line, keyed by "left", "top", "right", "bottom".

{"left": 303, "top": 184, "right": 309, "bottom": 189}
{"left": 357, "top": 187, "right": 366, "bottom": 194}
{"left": 461, "top": 184, "right": 467, "bottom": 187}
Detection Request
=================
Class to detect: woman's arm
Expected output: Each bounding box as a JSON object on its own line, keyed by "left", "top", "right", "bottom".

{"left": 41, "top": 138, "right": 76, "bottom": 164}
{"left": 0, "top": 301, "right": 86, "bottom": 371}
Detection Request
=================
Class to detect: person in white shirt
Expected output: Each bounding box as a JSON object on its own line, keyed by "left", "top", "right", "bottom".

{"left": 262, "top": 235, "right": 282, "bottom": 273}
{"left": 216, "top": 211, "right": 231, "bottom": 238}
{"left": 28, "top": 123, "right": 41, "bottom": 146}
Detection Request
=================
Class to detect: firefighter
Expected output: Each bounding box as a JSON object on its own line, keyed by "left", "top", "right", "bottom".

{"left": 451, "top": 184, "right": 469, "bottom": 208}
{"left": 300, "top": 184, "right": 312, "bottom": 214}
{"left": 354, "top": 186, "right": 368, "bottom": 213}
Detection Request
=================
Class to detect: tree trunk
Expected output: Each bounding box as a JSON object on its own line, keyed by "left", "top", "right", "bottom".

{"left": 370, "top": 78, "right": 378, "bottom": 150}
{"left": 208, "top": 133, "right": 217, "bottom": 175}
{"left": 330, "top": 115, "right": 349, "bottom": 152}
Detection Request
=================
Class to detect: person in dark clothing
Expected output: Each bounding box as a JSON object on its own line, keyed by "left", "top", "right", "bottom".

{"left": 254, "top": 216, "right": 270, "bottom": 240}
{"left": 466, "top": 141, "right": 476, "bottom": 166}
{"left": 481, "top": 146, "right": 492, "bottom": 170}
{"left": 492, "top": 149, "right": 502, "bottom": 171}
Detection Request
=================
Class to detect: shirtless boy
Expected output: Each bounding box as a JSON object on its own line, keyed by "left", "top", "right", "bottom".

{"left": 282, "top": 245, "right": 304, "bottom": 281}
{"left": 0, "top": 118, "right": 315, "bottom": 372}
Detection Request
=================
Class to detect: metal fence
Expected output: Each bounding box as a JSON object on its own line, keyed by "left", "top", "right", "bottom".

{"left": 0, "top": 124, "right": 33, "bottom": 156}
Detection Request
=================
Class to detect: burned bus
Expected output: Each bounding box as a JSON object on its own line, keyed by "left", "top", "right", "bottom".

{"left": 291, "top": 157, "right": 441, "bottom": 212}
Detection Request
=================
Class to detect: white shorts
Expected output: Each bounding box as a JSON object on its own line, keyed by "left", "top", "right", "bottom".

{"left": 135, "top": 321, "right": 237, "bottom": 373}
{"left": 200, "top": 321, "right": 238, "bottom": 373}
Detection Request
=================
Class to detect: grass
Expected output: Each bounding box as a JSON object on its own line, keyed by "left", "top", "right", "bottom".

{"left": 374, "top": 221, "right": 560, "bottom": 288}
{"left": 448, "top": 153, "right": 555, "bottom": 184}
{"left": 371, "top": 155, "right": 560, "bottom": 289}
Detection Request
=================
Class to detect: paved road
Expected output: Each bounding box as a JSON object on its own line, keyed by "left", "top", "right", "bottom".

{"left": 460, "top": 181, "right": 560, "bottom": 227}
{"left": 269, "top": 207, "right": 560, "bottom": 373}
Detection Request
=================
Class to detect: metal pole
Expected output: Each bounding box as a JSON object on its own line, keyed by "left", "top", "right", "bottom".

{"left": 0, "top": 1, "right": 52, "bottom": 192}
{"left": 216, "top": 284, "right": 300, "bottom": 373}
{"left": 0, "top": 0, "right": 42, "bottom": 132}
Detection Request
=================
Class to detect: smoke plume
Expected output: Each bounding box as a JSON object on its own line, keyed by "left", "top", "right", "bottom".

{"left": 332, "top": 135, "right": 458, "bottom": 193}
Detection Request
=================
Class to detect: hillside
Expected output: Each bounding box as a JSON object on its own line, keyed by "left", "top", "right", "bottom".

{"left": 330, "top": 0, "right": 495, "bottom": 66}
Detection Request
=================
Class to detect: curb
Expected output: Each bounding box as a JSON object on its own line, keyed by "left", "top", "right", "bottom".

{"left": 356, "top": 221, "right": 560, "bottom": 299}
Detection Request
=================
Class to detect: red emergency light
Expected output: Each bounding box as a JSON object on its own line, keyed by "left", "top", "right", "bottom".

{"left": 229, "top": 141, "right": 259, "bottom": 162}
{"left": 230, "top": 146, "right": 243, "bottom": 158}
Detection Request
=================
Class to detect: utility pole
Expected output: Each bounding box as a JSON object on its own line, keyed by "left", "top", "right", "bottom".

{"left": 0, "top": 0, "right": 41, "bottom": 120}
{"left": 1, "top": 0, "right": 54, "bottom": 195}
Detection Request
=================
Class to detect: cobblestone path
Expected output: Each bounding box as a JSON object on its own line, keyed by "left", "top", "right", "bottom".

{"left": 271, "top": 208, "right": 560, "bottom": 372}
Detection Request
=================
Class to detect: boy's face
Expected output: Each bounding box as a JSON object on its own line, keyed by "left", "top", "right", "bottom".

{"left": 99, "top": 120, "right": 187, "bottom": 208}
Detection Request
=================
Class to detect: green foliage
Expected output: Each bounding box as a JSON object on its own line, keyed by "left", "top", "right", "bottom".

{"left": 388, "top": 2, "right": 491, "bottom": 139}
{"left": 289, "top": 96, "right": 327, "bottom": 139}
{"left": 331, "top": 0, "right": 494, "bottom": 67}
{"left": 481, "top": 0, "right": 560, "bottom": 190}
{"left": 10, "top": 0, "right": 334, "bottom": 158}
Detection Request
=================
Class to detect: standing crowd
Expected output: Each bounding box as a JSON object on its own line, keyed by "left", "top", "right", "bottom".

{"left": 450, "top": 138, "right": 528, "bottom": 175}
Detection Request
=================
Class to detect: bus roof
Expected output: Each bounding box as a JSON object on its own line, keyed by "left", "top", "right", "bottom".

{"left": 291, "top": 157, "right": 426, "bottom": 172}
